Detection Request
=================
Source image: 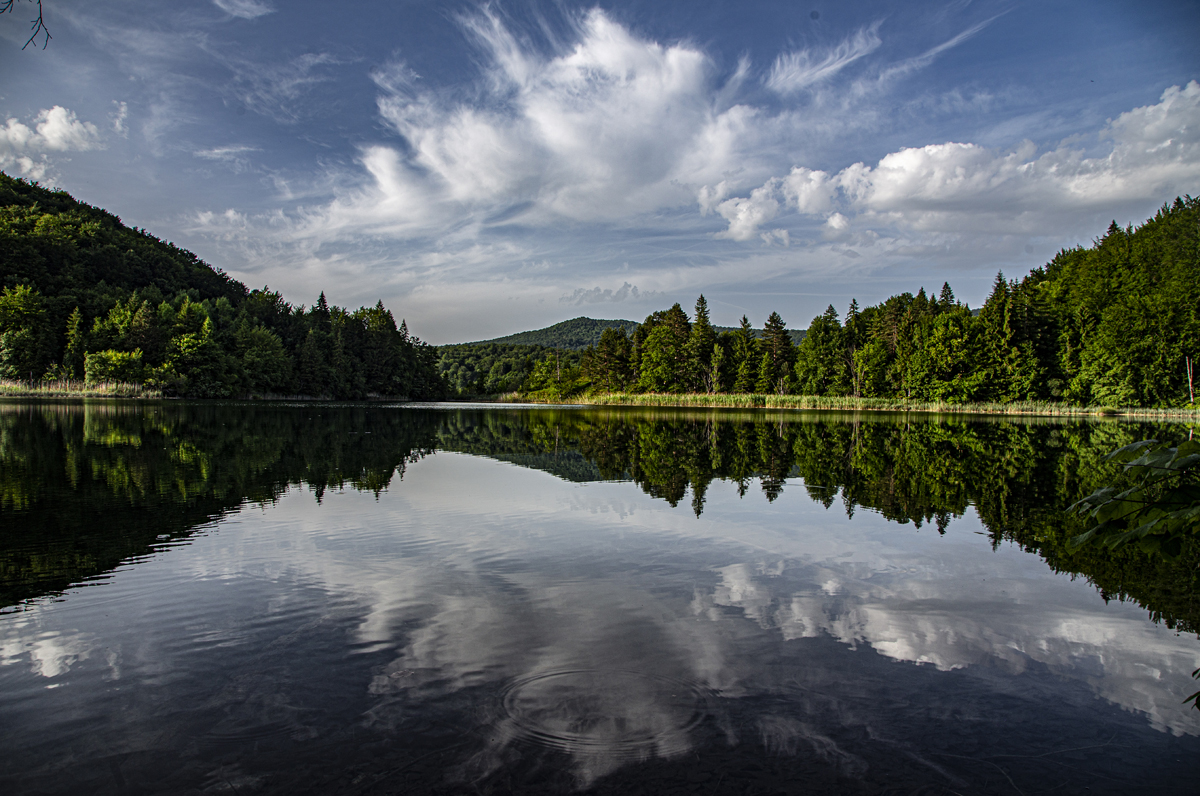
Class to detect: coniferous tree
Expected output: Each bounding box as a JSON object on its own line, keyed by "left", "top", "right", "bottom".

{"left": 636, "top": 303, "right": 691, "bottom": 392}
{"left": 844, "top": 298, "right": 863, "bottom": 396}
{"left": 760, "top": 311, "right": 795, "bottom": 394}
{"left": 795, "top": 305, "right": 847, "bottom": 395}
{"left": 583, "top": 326, "right": 634, "bottom": 391}
{"left": 710, "top": 342, "right": 726, "bottom": 394}
{"left": 753, "top": 350, "right": 776, "bottom": 394}
{"left": 732, "top": 316, "right": 758, "bottom": 393}
{"left": 687, "top": 295, "right": 717, "bottom": 391}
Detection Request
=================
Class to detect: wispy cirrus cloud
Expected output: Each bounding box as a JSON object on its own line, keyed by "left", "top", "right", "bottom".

{"left": 874, "top": 14, "right": 1003, "bottom": 86}
{"left": 764, "top": 23, "right": 883, "bottom": 94}
{"left": 223, "top": 51, "right": 341, "bottom": 123}
{"left": 193, "top": 144, "right": 261, "bottom": 173}
{"left": 213, "top": 0, "right": 274, "bottom": 20}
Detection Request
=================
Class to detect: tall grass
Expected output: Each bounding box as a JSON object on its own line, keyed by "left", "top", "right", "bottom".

{"left": 0, "top": 379, "right": 162, "bottom": 398}
{"left": 578, "top": 392, "right": 1200, "bottom": 419}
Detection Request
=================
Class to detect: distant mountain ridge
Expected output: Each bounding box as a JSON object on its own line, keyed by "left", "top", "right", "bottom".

{"left": 462, "top": 317, "right": 639, "bottom": 350}
{"left": 458, "top": 316, "right": 806, "bottom": 350}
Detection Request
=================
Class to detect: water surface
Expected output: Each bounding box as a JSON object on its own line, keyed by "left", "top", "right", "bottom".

{"left": 1, "top": 401, "right": 1197, "bottom": 794}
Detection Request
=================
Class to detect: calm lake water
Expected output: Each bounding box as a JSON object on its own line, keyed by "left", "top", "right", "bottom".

{"left": 1, "top": 400, "right": 1197, "bottom": 795}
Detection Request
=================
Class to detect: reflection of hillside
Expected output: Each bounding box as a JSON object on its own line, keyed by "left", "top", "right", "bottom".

{"left": 0, "top": 401, "right": 439, "bottom": 608}
{"left": 489, "top": 453, "right": 609, "bottom": 483}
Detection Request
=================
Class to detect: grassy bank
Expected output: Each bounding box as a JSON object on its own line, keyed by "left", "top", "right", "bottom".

{"left": 519, "top": 391, "right": 1200, "bottom": 419}
{"left": 0, "top": 379, "right": 162, "bottom": 399}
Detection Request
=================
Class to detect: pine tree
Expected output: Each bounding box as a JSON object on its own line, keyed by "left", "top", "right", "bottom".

{"left": 710, "top": 342, "right": 725, "bottom": 394}
{"left": 795, "top": 305, "right": 846, "bottom": 395}
{"left": 760, "top": 311, "right": 794, "bottom": 393}
{"left": 732, "top": 316, "right": 758, "bottom": 393}
{"left": 687, "top": 294, "right": 717, "bottom": 391}
{"left": 754, "top": 351, "right": 776, "bottom": 394}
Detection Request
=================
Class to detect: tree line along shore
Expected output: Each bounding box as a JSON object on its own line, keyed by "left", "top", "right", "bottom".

{"left": 0, "top": 171, "right": 1196, "bottom": 412}
{"left": 445, "top": 196, "right": 1199, "bottom": 412}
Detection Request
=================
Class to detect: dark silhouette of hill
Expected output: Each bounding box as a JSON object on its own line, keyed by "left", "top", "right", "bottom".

{"left": 463, "top": 317, "right": 639, "bottom": 349}
{"left": 459, "top": 317, "right": 806, "bottom": 350}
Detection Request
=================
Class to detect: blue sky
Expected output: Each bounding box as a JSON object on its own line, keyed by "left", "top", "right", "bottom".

{"left": 2, "top": 0, "right": 1198, "bottom": 343}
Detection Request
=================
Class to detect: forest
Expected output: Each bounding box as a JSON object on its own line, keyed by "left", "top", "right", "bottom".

{"left": 520, "top": 197, "right": 1198, "bottom": 409}
{"left": 0, "top": 174, "right": 447, "bottom": 399}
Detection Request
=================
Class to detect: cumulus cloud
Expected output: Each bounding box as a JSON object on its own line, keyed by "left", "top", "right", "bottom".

{"left": 781, "top": 167, "right": 836, "bottom": 214}
{"left": 0, "top": 106, "right": 103, "bottom": 181}
{"left": 213, "top": 0, "right": 274, "bottom": 19}
{"left": 704, "top": 81, "right": 1200, "bottom": 240}
{"left": 712, "top": 180, "right": 781, "bottom": 242}
{"left": 764, "top": 23, "right": 882, "bottom": 94}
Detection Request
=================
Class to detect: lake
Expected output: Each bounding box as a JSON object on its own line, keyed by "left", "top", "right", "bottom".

{"left": 1, "top": 400, "right": 1197, "bottom": 794}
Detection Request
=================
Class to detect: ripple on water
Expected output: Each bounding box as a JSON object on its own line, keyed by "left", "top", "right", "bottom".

{"left": 497, "top": 669, "right": 710, "bottom": 758}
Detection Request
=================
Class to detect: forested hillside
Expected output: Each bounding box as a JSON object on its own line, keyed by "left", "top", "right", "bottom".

{"left": 464, "top": 317, "right": 639, "bottom": 349}
{"left": 0, "top": 174, "right": 446, "bottom": 399}
{"left": 529, "top": 198, "right": 1198, "bottom": 408}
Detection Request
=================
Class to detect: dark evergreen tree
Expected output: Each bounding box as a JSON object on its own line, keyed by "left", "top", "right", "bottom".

{"left": 760, "top": 311, "right": 795, "bottom": 394}
{"left": 686, "top": 295, "right": 717, "bottom": 392}
{"left": 795, "top": 305, "right": 847, "bottom": 395}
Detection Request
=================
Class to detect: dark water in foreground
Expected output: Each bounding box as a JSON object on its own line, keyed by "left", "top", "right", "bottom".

{"left": 1, "top": 400, "right": 1198, "bottom": 795}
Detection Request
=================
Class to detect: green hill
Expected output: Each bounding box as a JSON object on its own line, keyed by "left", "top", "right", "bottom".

{"left": 463, "top": 316, "right": 806, "bottom": 350}
{"left": 0, "top": 173, "right": 446, "bottom": 399}
{"left": 464, "top": 317, "right": 639, "bottom": 349}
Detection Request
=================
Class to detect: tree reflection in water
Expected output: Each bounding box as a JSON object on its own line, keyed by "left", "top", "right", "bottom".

{"left": 2, "top": 401, "right": 1196, "bottom": 634}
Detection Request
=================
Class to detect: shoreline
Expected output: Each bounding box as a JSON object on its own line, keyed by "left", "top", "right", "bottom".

{"left": 4, "top": 382, "right": 1198, "bottom": 420}
{"left": 504, "top": 391, "right": 1200, "bottom": 419}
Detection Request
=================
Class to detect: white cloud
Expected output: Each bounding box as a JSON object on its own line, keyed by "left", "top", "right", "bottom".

{"left": 713, "top": 180, "right": 781, "bottom": 242}
{"left": 764, "top": 23, "right": 882, "bottom": 94}
{"left": 29, "top": 106, "right": 101, "bottom": 151}
{"left": 194, "top": 145, "right": 260, "bottom": 160}
{"left": 110, "top": 101, "right": 128, "bottom": 136}
{"left": 194, "top": 145, "right": 261, "bottom": 173}
{"left": 781, "top": 167, "right": 836, "bottom": 214}
{"left": 707, "top": 81, "right": 1200, "bottom": 240}
{"left": 367, "top": 7, "right": 726, "bottom": 226}
{"left": 0, "top": 106, "right": 102, "bottom": 181}
{"left": 213, "top": 0, "right": 274, "bottom": 20}
{"left": 190, "top": 7, "right": 1013, "bottom": 305}
{"left": 873, "top": 15, "right": 1002, "bottom": 86}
